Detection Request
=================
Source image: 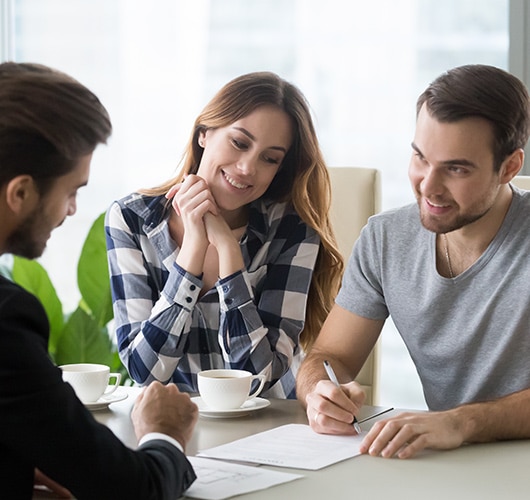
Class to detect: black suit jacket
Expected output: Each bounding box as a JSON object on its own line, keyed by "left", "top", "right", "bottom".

{"left": 0, "top": 276, "right": 196, "bottom": 499}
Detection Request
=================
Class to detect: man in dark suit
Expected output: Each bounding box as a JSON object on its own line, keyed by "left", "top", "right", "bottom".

{"left": 0, "top": 62, "right": 198, "bottom": 499}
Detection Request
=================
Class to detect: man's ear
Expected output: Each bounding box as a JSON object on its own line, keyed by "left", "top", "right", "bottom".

{"left": 499, "top": 148, "right": 524, "bottom": 184}
{"left": 5, "top": 175, "right": 39, "bottom": 214}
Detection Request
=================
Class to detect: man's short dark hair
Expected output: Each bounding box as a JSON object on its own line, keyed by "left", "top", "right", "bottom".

{"left": 0, "top": 62, "right": 112, "bottom": 194}
{"left": 417, "top": 64, "right": 530, "bottom": 170}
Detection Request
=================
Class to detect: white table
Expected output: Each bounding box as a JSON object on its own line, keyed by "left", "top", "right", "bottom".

{"left": 93, "top": 387, "right": 530, "bottom": 500}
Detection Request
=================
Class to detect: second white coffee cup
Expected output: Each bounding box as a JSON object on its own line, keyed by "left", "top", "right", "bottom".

{"left": 198, "top": 369, "right": 266, "bottom": 410}
{"left": 60, "top": 363, "right": 122, "bottom": 403}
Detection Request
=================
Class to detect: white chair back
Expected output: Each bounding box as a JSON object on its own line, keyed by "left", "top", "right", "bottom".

{"left": 328, "top": 167, "right": 381, "bottom": 404}
{"left": 511, "top": 175, "right": 530, "bottom": 190}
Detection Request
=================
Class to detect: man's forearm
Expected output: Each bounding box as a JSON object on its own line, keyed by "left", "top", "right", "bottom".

{"left": 452, "top": 388, "right": 530, "bottom": 443}
{"left": 296, "top": 353, "right": 329, "bottom": 408}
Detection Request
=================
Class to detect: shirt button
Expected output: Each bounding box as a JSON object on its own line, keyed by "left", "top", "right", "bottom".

{"left": 222, "top": 285, "right": 229, "bottom": 293}
{"left": 226, "top": 298, "right": 233, "bottom": 305}
{"left": 185, "top": 297, "right": 192, "bottom": 303}
{"left": 190, "top": 284, "right": 196, "bottom": 291}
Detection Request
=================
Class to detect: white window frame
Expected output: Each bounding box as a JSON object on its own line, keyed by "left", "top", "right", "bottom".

{"left": 0, "top": 0, "right": 14, "bottom": 61}
{"left": 510, "top": 0, "right": 530, "bottom": 173}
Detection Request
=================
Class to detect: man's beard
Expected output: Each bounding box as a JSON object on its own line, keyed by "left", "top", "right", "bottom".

{"left": 5, "top": 206, "right": 50, "bottom": 259}
{"left": 419, "top": 207, "right": 491, "bottom": 234}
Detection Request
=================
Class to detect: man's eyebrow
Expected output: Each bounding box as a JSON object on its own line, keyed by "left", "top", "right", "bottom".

{"left": 440, "top": 158, "right": 477, "bottom": 168}
{"left": 233, "top": 126, "right": 288, "bottom": 153}
{"left": 411, "top": 142, "right": 476, "bottom": 168}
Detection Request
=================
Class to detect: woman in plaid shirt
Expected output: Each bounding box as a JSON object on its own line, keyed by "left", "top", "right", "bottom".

{"left": 105, "top": 72, "right": 343, "bottom": 398}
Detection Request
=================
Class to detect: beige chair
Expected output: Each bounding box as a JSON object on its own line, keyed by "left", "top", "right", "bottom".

{"left": 512, "top": 175, "right": 530, "bottom": 190}
{"left": 328, "top": 167, "right": 381, "bottom": 404}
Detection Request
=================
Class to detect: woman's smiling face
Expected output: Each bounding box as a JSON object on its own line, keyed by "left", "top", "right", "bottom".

{"left": 197, "top": 105, "right": 293, "bottom": 216}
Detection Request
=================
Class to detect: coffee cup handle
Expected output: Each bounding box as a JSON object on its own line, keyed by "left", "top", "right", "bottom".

{"left": 247, "top": 374, "right": 266, "bottom": 400}
{"left": 103, "top": 373, "right": 122, "bottom": 396}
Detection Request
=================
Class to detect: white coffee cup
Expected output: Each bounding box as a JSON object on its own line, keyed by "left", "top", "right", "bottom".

{"left": 198, "top": 369, "right": 266, "bottom": 410}
{"left": 60, "top": 363, "right": 122, "bottom": 403}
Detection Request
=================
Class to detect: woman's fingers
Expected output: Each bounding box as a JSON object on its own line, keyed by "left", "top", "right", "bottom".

{"left": 167, "top": 175, "right": 218, "bottom": 218}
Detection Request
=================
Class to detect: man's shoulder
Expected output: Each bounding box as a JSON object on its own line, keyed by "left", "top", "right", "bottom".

{"left": 0, "top": 276, "right": 41, "bottom": 308}
{"left": 0, "top": 275, "right": 49, "bottom": 345}
{"left": 512, "top": 185, "right": 530, "bottom": 211}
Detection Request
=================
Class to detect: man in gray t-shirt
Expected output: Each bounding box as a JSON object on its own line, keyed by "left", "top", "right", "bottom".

{"left": 296, "top": 64, "right": 530, "bottom": 459}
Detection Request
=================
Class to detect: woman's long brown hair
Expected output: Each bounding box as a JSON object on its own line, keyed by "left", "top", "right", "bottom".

{"left": 141, "top": 72, "right": 343, "bottom": 351}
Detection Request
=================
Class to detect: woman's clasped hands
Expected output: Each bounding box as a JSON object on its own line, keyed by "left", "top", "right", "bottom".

{"left": 166, "top": 175, "right": 218, "bottom": 238}
{"left": 166, "top": 174, "right": 242, "bottom": 278}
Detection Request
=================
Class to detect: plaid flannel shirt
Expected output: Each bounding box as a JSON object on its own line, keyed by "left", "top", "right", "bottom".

{"left": 105, "top": 193, "right": 320, "bottom": 398}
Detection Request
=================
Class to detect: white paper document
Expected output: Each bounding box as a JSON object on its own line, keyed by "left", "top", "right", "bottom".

{"left": 183, "top": 456, "right": 303, "bottom": 500}
{"left": 197, "top": 423, "right": 364, "bottom": 470}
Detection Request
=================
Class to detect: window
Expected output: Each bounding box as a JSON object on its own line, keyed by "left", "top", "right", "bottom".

{"left": 2, "top": 0, "right": 511, "bottom": 408}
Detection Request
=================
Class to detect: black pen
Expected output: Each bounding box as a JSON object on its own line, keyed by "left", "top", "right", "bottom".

{"left": 323, "top": 360, "right": 362, "bottom": 433}
{"left": 357, "top": 407, "right": 394, "bottom": 424}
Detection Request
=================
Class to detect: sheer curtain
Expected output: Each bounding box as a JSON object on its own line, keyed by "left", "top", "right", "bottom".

{"left": 2, "top": 0, "right": 509, "bottom": 408}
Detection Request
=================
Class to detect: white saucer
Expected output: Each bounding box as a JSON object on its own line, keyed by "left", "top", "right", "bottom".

{"left": 84, "top": 390, "right": 128, "bottom": 411}
{"left": 192, "top": 396, "right": 270, "bottom": 418}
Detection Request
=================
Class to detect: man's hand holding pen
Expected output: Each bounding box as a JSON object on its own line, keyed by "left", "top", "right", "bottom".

{"left": 305, "top": 361, "right": 366, "bottom": 436}
{"left": 306, "top": 358, "right": 468, "bottom": 459}
{"left": 323, "top": 360, "right": 363, "bottom": 433}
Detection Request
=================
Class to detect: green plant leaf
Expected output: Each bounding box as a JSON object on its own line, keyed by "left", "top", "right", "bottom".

{"left": 54, "top": 307, "right": 115, "bottom": 366}
{"left": 78, "top": 212, "right": 113, "bottom": 327}
{"left": 12, "top": 255, "right": 64, "bottom": 357}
